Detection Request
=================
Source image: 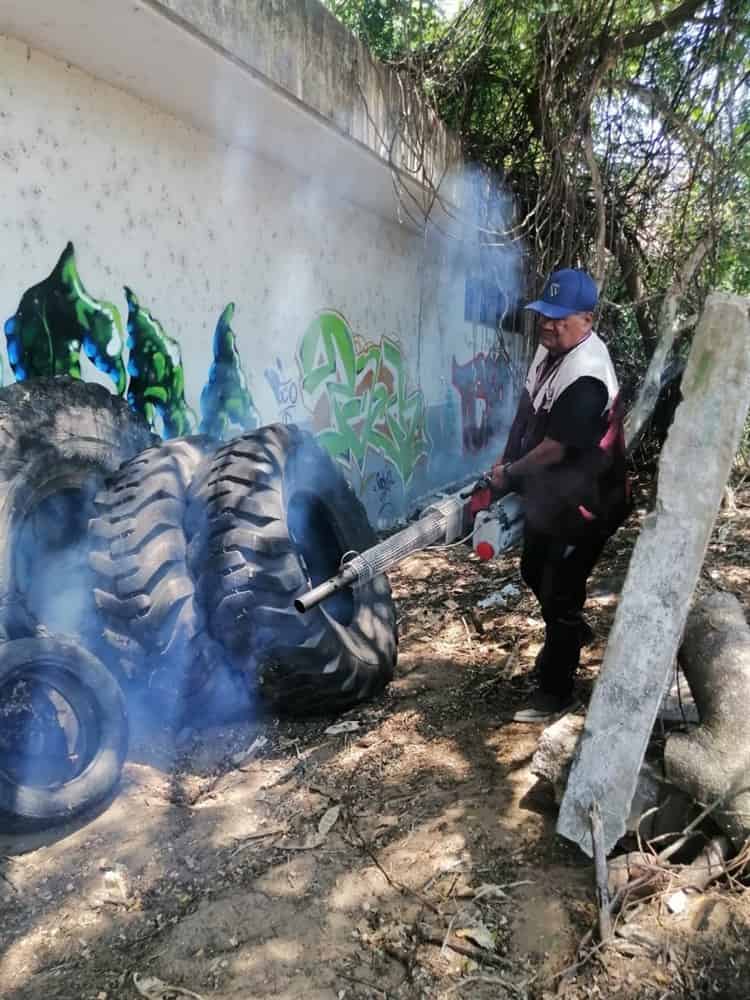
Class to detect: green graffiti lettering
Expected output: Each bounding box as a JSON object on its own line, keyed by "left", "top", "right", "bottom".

{"left": 200, "top": 303, "right": 259, "bottom": 440}
{"left": 298, "top": 311, "right": 429, "bottom": 483}
{"left": 299, "top": 311, "right": 357, "bottom": 396}
{"left": 4, "top": 242, "right": 127, "bottom": 393}
{"left": 125, "top": 287, "right": 197, "bottom": 438}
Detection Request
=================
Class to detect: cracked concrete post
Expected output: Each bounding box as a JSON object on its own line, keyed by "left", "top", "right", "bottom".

{"left": 557, "top": 292, "right": 750, "bottom": 857}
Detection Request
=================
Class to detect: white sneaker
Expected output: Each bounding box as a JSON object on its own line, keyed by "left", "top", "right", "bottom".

{"left": 512, "top": 692, "right": 580, "bottom": 723}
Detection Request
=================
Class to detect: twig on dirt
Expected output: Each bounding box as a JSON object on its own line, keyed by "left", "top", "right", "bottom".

{"left": 262, "top": 757, "right": 308, "bottom": 789}
{"left": 467, "top": 608, "right": 485, "bottom": 636}
{"left": 723, "top": 836, "right": 750, "bottom": 884}
{"left": 420, "top": 863, "right": 461, "bottom": 892}
{"left": 654, "top": 794, "right": 725, "bottom": 863}
{"left": 505, "top": 642, "right": 522, "bottom": 678}
{"left": 346, "top": 816, "right": 441, "bottom": 915}
{"left": 476, "top": 672, "right": 504, "bottom": 694}
{"left": 481, "top": 880, "right": 535, "bottom": 893}
{"left": 381, "top": 940, "right": 416, "bottom": 980}
{"left": 338, "top": 971, "right": 393, "bottom": 997}
{"left": 133, "top": 971, "right": 206, "bottom": 1000}
{"left": 418, "top": 929, "right": 513, "bottom": 970}
{"left": 590, "top": 802, "right": 612, "bottom": 942}
{"left": 35, "top": 960, "right": 78, "bottom": 978}
{"left": 0, "top": 869, "right": 18, "bottom": 892}
{"left": 341, "top": 754, "right": 442, "bottom": 915}
{"left": 463, "top": 881, "right": 534, "bottom": 903}
{"left": 734, "top": 468, "right": 750, "bottom": 494}
{"left": 552, "top": 929, "right": 602, "bottom": 994}
{"left": 168, "top": 770, "right": 229, "bottom": 807}
{"left": 307, "top": 782, "right": 342, "bottom": 801}
{"left": 444, "top": 872, "right": 461, "bottom": 901}
{"left": 460, "top": 616, "right": 473, "bottom": 649}
{"left": 552, "top": 873, "right": 656, "bottom": 990}
{"left": 443, "top": 973, "right": 527, "bottom": 997}
{"left": 229, "top": 829, "right": 286, "bottom": 857}
{"left": 440, "top": 910, "right": 462, "bottom": 958}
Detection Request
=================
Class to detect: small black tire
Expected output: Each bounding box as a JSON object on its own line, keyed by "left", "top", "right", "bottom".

{"left": 186, "top": 424, "right": 397, "bottom": 714}
{"left": 0, "top": 636, "right": 128, "bottom": 825}
{"left": 89, "top": 436, "right": 224, "bottom": 703}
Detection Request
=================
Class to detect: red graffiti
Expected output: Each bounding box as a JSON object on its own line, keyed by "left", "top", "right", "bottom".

{"left": 451, "top": 352, "right": 508, "bottom": 453}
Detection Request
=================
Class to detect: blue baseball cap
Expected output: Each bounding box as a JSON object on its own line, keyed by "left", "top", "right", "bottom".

{"left": 525, "top": 268, "right": 598, "bottom": 319}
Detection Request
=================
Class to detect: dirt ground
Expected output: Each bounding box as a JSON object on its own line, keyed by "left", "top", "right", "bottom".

{"left": 2, "top": 478, "right": 750, "bottom": 1000}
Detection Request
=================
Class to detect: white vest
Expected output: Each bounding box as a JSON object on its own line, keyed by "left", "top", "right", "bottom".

{"left": 525, "top": 332, "right": 619, "bottom": 416}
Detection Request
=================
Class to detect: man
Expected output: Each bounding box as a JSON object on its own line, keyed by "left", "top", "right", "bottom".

{"left": 490, "top": 268, "right": 628, "bottom": 722}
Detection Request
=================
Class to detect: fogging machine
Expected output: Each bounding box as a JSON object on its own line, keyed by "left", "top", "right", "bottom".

{"left": 295, "top": 483, "right": 523, "bottom": 613}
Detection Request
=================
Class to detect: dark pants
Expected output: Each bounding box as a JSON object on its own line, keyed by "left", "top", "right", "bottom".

{"left": 520, "top": 526, "right": 610, "bottom": 698}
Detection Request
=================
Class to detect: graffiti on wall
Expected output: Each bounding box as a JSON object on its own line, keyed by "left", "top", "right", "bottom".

{"left": 264, "top": 357, "right": 299, "bottom": 425}
{"left": 298, "top": 311, "right": 429, "bottom": 484}
{"left": 3, "top": 249, "right": 436, "bottom": 503}
{"left": 124, "top": 287, "right": 197, "bottom": 438}
{"left": 200, "top": 303, "right": 258, "bottom": 439}
{"left": 4, "top": 242, "right": 127, "bottom": 393}
{"left": 1, "top": 242, "right": 256, "bottom": 441}
{"left": 373, "top": 466, "right": 396, "bottom": 524}
{"left": 437, "top": 376, "right": 460, "bottom": 453}
{"left": 451, "top": 350, "right": 509, "bottom": 453}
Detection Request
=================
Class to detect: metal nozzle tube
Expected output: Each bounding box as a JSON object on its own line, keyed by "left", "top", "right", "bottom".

{"left": 294, "top": 564, "right": 358, "bottom": 613}
{"left": 294, "top": 491, "right": 468, "bottom": 614}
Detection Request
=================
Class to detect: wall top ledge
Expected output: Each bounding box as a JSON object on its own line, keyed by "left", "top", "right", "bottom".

{"left": 0, "top": 0, "right": 462, "bottom": 225}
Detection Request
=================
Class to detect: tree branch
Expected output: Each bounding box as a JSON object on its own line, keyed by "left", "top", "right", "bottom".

{"left": 613, "top": 231, "right": 656, "bottom": 355}
{"left": 620, "top": 0, "right": 708, "bottom": 50}
{"left": 583, "top": 117, "right": 607, "bottom": 288}
{"left": 624, "top": 233, "right": 713, "bottom": 451}
{"left": 612, "top": 79, "right": 716, "bottom": 158}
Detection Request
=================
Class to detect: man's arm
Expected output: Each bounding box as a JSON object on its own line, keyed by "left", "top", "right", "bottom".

{"left": 500, "top": 390, "right": 532, "bottom": 465}
{"left": 491, "top": 437, "right": 565, "bottom": 493}
{"left": 491, "top": 377, "right": 608, "bottom": 493}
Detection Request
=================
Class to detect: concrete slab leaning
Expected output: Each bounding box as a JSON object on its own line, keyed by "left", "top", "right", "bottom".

{"left": 556, "top": 292, "right": 750, "bottom": 856}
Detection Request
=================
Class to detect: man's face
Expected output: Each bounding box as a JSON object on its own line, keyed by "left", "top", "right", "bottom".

{"left": 538, "top": 311, "right": 593, "bottom": 355}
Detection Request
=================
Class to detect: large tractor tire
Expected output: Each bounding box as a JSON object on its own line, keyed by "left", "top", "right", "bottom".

{"left": 0, "top": 377, "right": 155, "bottom": 640}
{"left": 186, "top": 424, "right": 397, "bottom": 714}
{"left": 0, "top": 636, "right": 128, "bottom": 826}
{"left": 89, "top": 437, "right": 226, "bottom": 706}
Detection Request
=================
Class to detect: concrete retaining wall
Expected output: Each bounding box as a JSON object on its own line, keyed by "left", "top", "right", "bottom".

{"left": 0, "top": 0, "right": 531, "bottom": 526}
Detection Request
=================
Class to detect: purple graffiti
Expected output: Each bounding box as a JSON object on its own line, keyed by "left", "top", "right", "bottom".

{"left": 451, "top": 352, "right": 508, "bottom": 453}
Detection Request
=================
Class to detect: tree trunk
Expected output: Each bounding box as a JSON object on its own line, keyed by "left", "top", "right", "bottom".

{"left": 665, "top": 592, "right": 750, "bottom": 849}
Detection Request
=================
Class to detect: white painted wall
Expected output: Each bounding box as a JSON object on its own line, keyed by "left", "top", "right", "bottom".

{"left": 0, "top": 33, "right": 527, "bottom": 524}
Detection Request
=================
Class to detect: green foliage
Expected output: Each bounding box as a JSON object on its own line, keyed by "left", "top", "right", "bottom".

{"left": 712, "top": 119, "right": 750, "bottom": 295}
{"left": 323, "top": 0, "right": 750, "bottom": 357}
{"left": 327, "top": 0, "right": 443, "bottom": 59}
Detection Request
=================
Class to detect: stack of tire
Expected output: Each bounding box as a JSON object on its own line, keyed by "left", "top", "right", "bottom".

{"left": 0, "top": 378, "right": 397, "bottom": 829}
{"left": 89, "top": 422, "right": 397, "bottom": 716}
{"left": 0, "top": 378, "right": 154, "bottom": 826}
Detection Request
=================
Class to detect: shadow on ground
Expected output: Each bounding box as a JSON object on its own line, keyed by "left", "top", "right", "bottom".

{"left": 2, "top": 486, "right": 750, "bottom": 1000}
